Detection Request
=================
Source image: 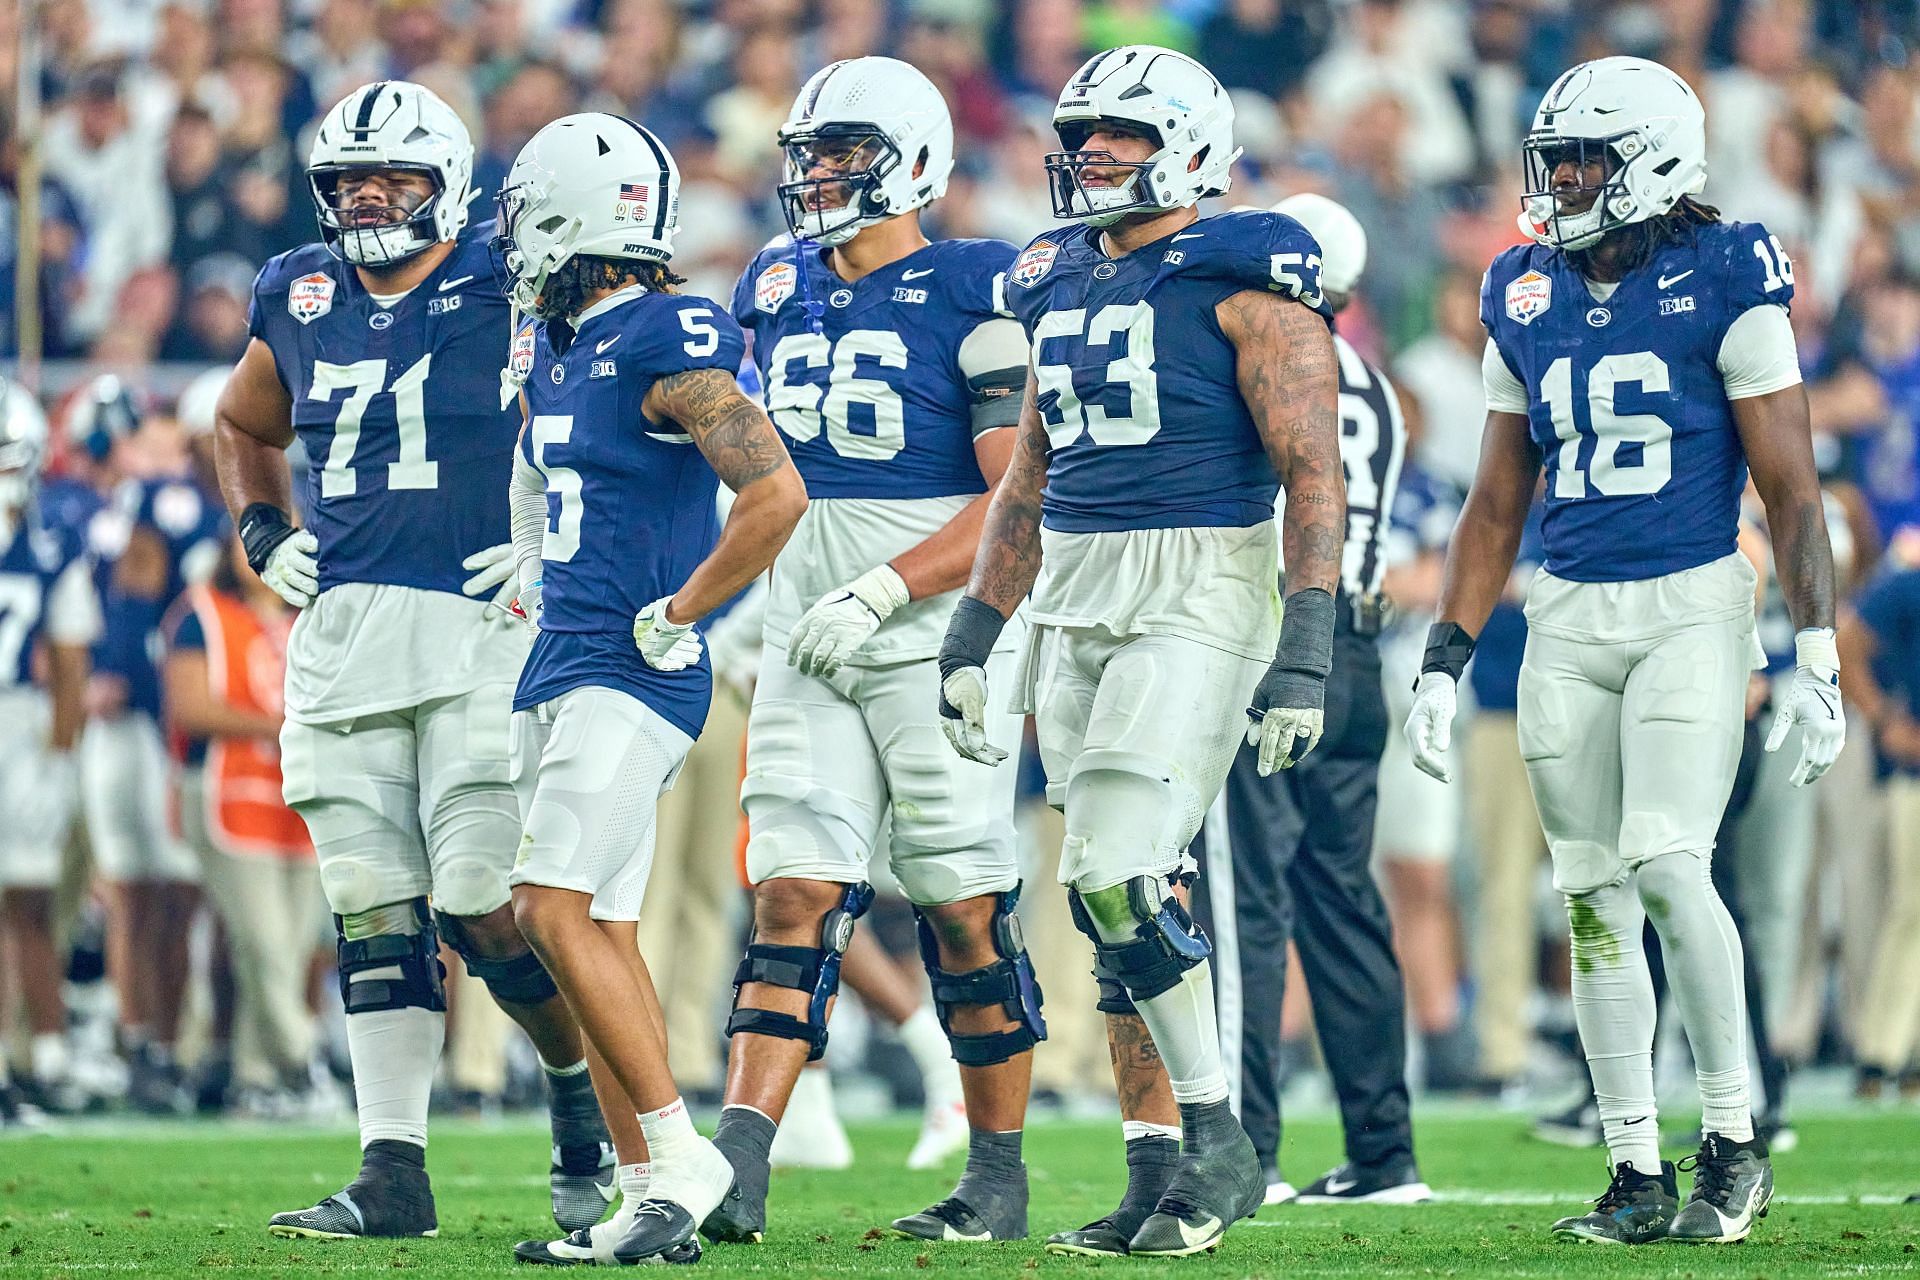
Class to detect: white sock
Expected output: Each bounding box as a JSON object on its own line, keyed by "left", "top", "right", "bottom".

{"left": 30, "top": 1033, "right": 69, "bottom": 1083}
{"left": 1566, "top": 880, "right": 1660, "bottom": 1174}
{"left": 618, "top": 1161, "right": 652, "bottom": 1200}
{"left": 900, "top": 1007, "right": 961, "bottom": 1105}
{"left": 639, "top": 1097, "right": 702, "bottom": 1169}
{"left": 1122, "top": 1120, "right": 1181, "bottom": 1143}
{"left": 1637, "top": 851, "right": 1754, "bottom": 1142}
{"left": 641, "top": 1098, "right": 729, "bottom": 1215}
{"left": 1130, "top": 963, "right": 1229, "bottom": 1106}
{"left": 345, "top": 1004, "right": 445, "bottom": 1149}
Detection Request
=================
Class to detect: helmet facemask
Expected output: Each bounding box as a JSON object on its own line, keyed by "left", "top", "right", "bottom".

{"left": 492, "top": 181, "right": 570, "bottom": 320}
{"left": 1521, "top": 131, "right": 1651, "bottom": 251}
{"left": 311, "top": 162, "right": 447, "bottom": 267}
{"left": 777, "top": 125, "right": 901, "bottom": 246}
{"left": 1045, "top": 118, "right": 1172, "bottom": 227}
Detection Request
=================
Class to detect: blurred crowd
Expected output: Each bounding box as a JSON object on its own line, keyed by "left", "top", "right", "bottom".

{"left": 2, "top": 0, "right": 1920, "bottom": 1130}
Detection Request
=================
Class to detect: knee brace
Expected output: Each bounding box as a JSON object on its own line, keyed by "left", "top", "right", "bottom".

{"left": 336, "top": 899, "right": 447, "bottom": 1015}
{"left": 435, "top": 909, "right": 560, "bottom": 1006}
{"left": 725, "top": 882, "right": 873, "bottom": 1061}
{"left": 1067, "top": 876, "right": 1210, "bottom": 1003}
{"left": 911, "top": 885, "right": 1047, "bottom": 1067}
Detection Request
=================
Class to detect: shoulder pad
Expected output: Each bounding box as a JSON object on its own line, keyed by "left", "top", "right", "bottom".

{"left": 618, "top": 292, "right": 748, "bottom": 380}
{"left": 928, "top": 238, "right": 1020, "bottom": 318}
{"left": 1709, "top": 219, "right": 1795, "bottom": 315}
{"left": 1481, "top": 243, "right": 1555, "bottom": 333}
{"left": 734, "top": 242, "right": 800, "bottom": 328}
{"left": 1168, "top": 211, "right": 1334, "bottom": 320}
{"left": 250, "top": 243, "right": 336, "bottom": 301}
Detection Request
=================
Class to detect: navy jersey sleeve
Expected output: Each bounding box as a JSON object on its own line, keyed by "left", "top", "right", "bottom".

{"left": 1711, "top": 220, "right": 1796, "bottom": 334}
{"left": 932, "top": 238, "right": 1020, "bottom": 321}
{"left": 627, "top": 294, "right": 748, "bottom": 383}
{"left": 1175, "top": 211, "right": 1335, "bottom": 324}
{"left": 1859, "top": 567, "right": 1920, "bottom": 645}
{"left": 729, "top": 254, "right": 761, "bottom": 332}
{"left": 1479, "top": 245, "right": 1537, "bottom": 381}
{"left": 1005, "top": 228, "right": 1077, "bottom": 334}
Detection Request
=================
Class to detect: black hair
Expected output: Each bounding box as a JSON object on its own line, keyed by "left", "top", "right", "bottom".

{"left": 543, "top": 254, "right": 685, "bottom": 319}
{"left": 1572, "top": 195, "right": 1722, "bottom": 277}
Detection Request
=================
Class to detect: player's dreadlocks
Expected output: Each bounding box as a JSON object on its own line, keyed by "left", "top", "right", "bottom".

{"left": 1571, "top": 196, "right": 1722, "bottom": 277}
{"left": 544, "top": 254, "right": 686, "bottom": 320}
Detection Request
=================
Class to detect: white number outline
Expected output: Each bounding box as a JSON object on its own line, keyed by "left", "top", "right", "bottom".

{"left": 309, "top": 354, "right": 436, "bottom": 498}
{"left": 1032, "top": 301, "right": 1161, "bottom": 448}
{"left": 1753, "top": 234, "right": 1795, "bottom": 293}
{"left": 0, "top": 574, "right": 42, "bottom": 681}
{"left": 680, "top": 308, "right": 720, "bottom": 358}
{"left": 1541, "top": 351, "right": 1674, "bottom": 499}
{"left": 763, "top": 329, "right": 911, "bottom": 461}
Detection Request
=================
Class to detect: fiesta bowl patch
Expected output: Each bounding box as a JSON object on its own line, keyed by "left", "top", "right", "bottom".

{"left": 1505, "top": 270, "right": 1552, "bottom": 326}
{"left": 288, "top": 272, "right": 336, "bottom": 324}
{"left": 508, "top": 323, "right": 536, "bottom": 384}
{"left": 1012, "top": 240, "right": 1059, "bottom": 289}
{"left": 755, "top": 261, "right": 797, "bottom": 313}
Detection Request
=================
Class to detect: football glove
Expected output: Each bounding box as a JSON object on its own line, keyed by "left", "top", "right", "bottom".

{"left": 512, "top": 578, "right": 543, "bottom": 631}
{"left": 1765, "top": 627, "right": 1846, "bottom": 786}
{"left": 461, "top": 543, "right": 520, "bottom": 614}
{"left": 633, "top": 597, "right": 703, "bottom": 672}
{"left": 1404, "top": 671, "right": 1458, "bottom": 783}
{"left": 938, "top": 664, "right": 1007, "bottom": 766}
{"left": 261, "top": 530, "right": 320, "bottom": 608}
{"left": 788, "top": 563, "right": 910, "bottom": 678}
{"left": 1245, "top": 587, "right": 1335, "bottom": 776}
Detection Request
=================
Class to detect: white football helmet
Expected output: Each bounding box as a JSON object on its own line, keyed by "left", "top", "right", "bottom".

{"left": 1520, "top": 56, "right": 1707, "bottom": 252}
{"left": 1272, "top": 193, "right": 1367, "bottom": 302}
{"left": 0, "top": 376, "right": 48, "bottom": 511}
{"left": 1047, "top": 46, "right": 1241, "bottom": 227}
{"left": 308, "top": 80, "right": 476, "bottom": 267}
{"left": 778, "top": 57, "right": 955, "bottom": 246}
{"left": 495, "top": 113, "right": 682, "bottom": 320}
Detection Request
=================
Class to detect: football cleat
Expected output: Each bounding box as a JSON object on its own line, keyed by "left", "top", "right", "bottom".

{"left": 613, "top": 1199, "right": 703, "bottom": 1264}
{"left": 1264, "top": 1175, "right": 1299, "bottom": 1206}
{"left": 1666, "top": 1132, "right": 1772, "bottom": 1244}
{"left": 1294, "top": 1157, "right": 1432, "bottom": 1204}
{"left": 550, "top": 1140, "right": 618, "bottom": 1233}
{"left": 1551, "top": 1161, "right": 1678, "bottom": 1244}
{"left": 514, "top": 1225, "right": 701, "bottom": 1266}
{"left": 890, "top": 1198, "right": 1000, "bottom": 1242}
{"left": 267, "top": 1142, "right": 438, "bottom": 1239}
{"left": 1128, "top": 1127, "right": 1263, "bottom": 1257}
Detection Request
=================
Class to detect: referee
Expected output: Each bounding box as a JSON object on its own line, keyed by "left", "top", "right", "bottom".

{"left": 1189, "top": 194, "right": 1428, "bottom": 1206}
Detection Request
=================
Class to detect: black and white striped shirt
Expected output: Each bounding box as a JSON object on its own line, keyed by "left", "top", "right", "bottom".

{"left": 1332, "top": 334, "right": 1406, "bottom": 602}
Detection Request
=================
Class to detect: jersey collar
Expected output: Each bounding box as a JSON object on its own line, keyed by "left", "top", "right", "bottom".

{"left": 575, "top": 283, "right": 651, "bottom": 327}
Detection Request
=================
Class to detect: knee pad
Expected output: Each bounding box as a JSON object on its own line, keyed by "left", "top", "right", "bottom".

{"left": 336, "top": 899, "right": 446, "bottom": 1015}
{"left": 1059, "top": 758, "right": 1186, "bottom": 889}
{"left": 911, "top": 885, "right": 1047, "bottom": 1067}
{"left": 725, "top": 882, "right": 874, "bottom": 1061}
{"left": 435, "top": 908, "right": 560, "bottom": 1006}
{"left": 1067, "top": 876, "right": 1210, "bottom": 1003}
{"left": 741, "top": 792, "right": 872, "bottom": 887}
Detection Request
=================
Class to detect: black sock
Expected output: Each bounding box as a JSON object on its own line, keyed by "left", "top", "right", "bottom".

{"left": 362, "top": 1138, "right": 427, "bottom": 1173}
{"left": 545, "top": 1064, "right": 605, "bottom": 1148}
{"left": 712, "top": 1105, "right": 777, "bottom": 1167}
{"left": 948, "top": 1128, "right": 1028, "bottom": 1236}
{"left": 1112, "top": 1134, "right": 1179, "bottom": 1231}
{"left": 1178, "top": 1098, "right": 1240, "bottom": 1152}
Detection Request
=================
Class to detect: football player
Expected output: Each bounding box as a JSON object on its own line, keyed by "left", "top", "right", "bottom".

{"left": 698, "top": 56, "right": 1041, "bottom": 1247}
{"left": 1405, "top": 57, "right": 1841, "bottom": 1245}
{"left": 497, "top": 112, "right": 806, "bottom": 1266}
{"left": 938, "top": 46, "right": 1347, "bottom": 1256}
{"left": 0, "top": 379, "right": 102, "bottom": 1116}
{"left": 213, "top": 81, "right": 613, "bottom": 1239}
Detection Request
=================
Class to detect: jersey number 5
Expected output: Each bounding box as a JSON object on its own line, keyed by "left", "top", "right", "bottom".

{"left": 310, "top": 355, "right": 436, "bottom": 499}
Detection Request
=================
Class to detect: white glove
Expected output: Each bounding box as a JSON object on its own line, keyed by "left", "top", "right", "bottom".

{"left": 632, "top": 596, "right": 703, "bottom": 671}
{"left": 514, "top": 578, "right": 544, "bottom": 631}
{"left": 261, "top": 529, "right": 319, "bottom": 609}
{"left": 461, "top": 543, "right": 519, "bottom": 614}
{"left": 938, "top": 665, "right": 1007, "bottom": 766}
{"left": 787, "top": 564, "right": 911, "bottom": 678}
{"left": 11, "top": 749, "right": 78, "bottom": 851}
{"left": 1404, "top": 671, "right": 1459, "bottom": 783}
{"left": 1765, "top": 627, "right": 1846, "bottom": 786}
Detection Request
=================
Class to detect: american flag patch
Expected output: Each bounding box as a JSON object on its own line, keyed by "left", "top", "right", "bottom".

{"left": 618, "top": 183, "right": 647, "bottom": 201}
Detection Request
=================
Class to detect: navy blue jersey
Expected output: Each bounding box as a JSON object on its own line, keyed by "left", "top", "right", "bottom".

{"left": 1004, "top": 211, "right": 1332, "bottom": 533}
{"left": 1482, "top": 220, "right": 1794, "bottom": 583}
{"left": 1859, "top": 566, "right": 1920, "bottom": 767}
{"left": 514, "top": 289, "right": 746, "bottom": 739}
{"left": 247, "top": 223, "right": 517, "bottom": 596}
{"left": 731, "top": 237, "right": 1017, "bottom": 499}
{"left": 0, "top": 503, "right": 89, "bottom": 689}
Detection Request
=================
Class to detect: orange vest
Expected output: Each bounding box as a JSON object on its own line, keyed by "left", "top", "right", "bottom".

{"left": 187, "top": 587, "right": 311, "bottom": 860}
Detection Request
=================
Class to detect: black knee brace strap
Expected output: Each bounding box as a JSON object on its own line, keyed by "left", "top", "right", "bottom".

{"left": 1066, "top": 877, "right": 1210, "bottom": 1003}
{"left": 726, "top": 882, "right": 873, "bottom": 1062}
{"left": 912, "top": 886, "right": 1048, "bottom": 1068}
{"left": 336, "top": 902, "right": 447, "bottom": 1015}
{"left": 434, "top": 909, "right": 560, "bottom": 1006}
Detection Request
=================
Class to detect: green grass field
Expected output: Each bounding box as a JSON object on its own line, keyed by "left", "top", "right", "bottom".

{"left": 3, "top": 1110, "right": 1918, "bottom": 1277}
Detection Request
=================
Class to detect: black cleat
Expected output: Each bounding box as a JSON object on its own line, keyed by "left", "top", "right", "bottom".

{"left": 1667, "top": 1132, "right": 1772, "bottom": 1243}
{"left": 1045, "top": 1133, "right": 1178, "bottom": 1257}
{"left": 698, "top": 1138, "right": 767, "bottom": 1244}
{"left": 890, "top": 1197, "right": 1010, "bottom": 1242}
{"left": 550, "top": 1141, "right": 618, "bottom": 1234}
{"left": 1295, "top": 1157, "right": 1433, "bottom": 1204}
{"left": 1551, "top": 1162, "right": 1678, "bottom": 1244}
{"left": 614, "top": 1199, "right": 702, "bottom": 1264}
{"left": 267, "top": 1141, "right": 438, "bottom": 1239}
{"left": 515, "top": 1225, "right": 701, "bottom": 1266}
{"left": 1045, "top": 1217, "right": 1134, "bottom": 1257}
{"left": 1128, "top": 1118, "right": 1263, "bottom": 1257}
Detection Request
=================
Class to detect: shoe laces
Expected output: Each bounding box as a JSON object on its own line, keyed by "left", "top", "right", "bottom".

{"left": 634, "top": 1199, "right": 676, "bottom": 1222}
{"left": 1594, "top": 1165, "right": 1655, "bottom": 1214}
{"left": 1677, "top": 1148, "right": 1738, "bottom": 1206}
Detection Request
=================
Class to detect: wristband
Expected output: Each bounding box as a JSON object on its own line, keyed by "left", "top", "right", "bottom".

{"left": 1420, "top": 620, "right": 1477, "bottom": 682}
{"left": 1794, "top": 627, "right": 1838, "bottom": 671}
{"left": 1274, "top": 587, "right": 1335, "bottom": 678}
{"left": 939, "top": 596, "right": 1007, "bottom": 680}
{"left": 238, "top": 503, "right": 296, "bottom": 574}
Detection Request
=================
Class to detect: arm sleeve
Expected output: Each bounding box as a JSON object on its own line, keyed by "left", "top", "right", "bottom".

{"left": 955, "top": 317, "right": 1029, "bottom": 436}
{"left": 1482, "top": 339, "right": 1530, "bottom": 413}
{"left": 510, "top": 446, "right": 548, "bottom": 598}
{"left": 46, "top": 558, "right": 104, "bottom": 646}
{"left": 1716, "top": 304, "right": 1803, "bottom": 400}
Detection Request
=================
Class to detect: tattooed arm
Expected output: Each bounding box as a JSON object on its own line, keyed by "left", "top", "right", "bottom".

{"left": 1216, "top": 289, "right": 1344, "bottom": 595}
{"left": 962, "top": 368, "right": 1051, "bottom": 618}
{"left": 1734, "top": 384, "right": 1836, "bottom": 631}
{"left": 644, "top": 367, "right": 808, "bottom": 623}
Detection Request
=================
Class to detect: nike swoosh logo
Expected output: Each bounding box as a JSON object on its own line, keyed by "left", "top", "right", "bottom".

{"left": 438, "top": 275, "right": 475, "bottom": 292}
{"left": 1323, "top": 1176, "right": 1357, "bottom": 1194}
{"left": 901, "top": 268, "right": 935, "bottom": 280}
{"left": 596, "top": 336, "right": 620, "bottom": 354}
{"left": 1176, "top": 1216, "right": 1222, "bottom": 1248}
{"left": 596, "top": 1181, "right": 618, "bottom": 1204}
{"left": 1657, "top": 270, "right": 1694, "bottom": 289}
{"left": 1172, "top": 233, "right": 1204, "bottom": 241}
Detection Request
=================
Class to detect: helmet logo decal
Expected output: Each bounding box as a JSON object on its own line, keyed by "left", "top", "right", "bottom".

{"left": 288, "top": 272, "right": 337, "bottom": 325}
{"left": 614, "top": 181, "right": 649, "bottom": 224}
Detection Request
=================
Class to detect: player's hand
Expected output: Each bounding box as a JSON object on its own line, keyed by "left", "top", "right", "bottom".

{"left": 633, "top": 596, "right": 703, "bottom": 671}
{"left": 10, "top": 750, "right": 78, "bottom": 850}
{"left": 788, "top": 564, "right": 910, "bottom": 678}
{"left": 511, "top": 578, "right": 543, "bottom": 631}
{"left": 938, "top": 664, "right": 1007, "bottom": 766}
{"left": 1765, "top": 628, "right": 1845, "bottom": 786}
{"left": 1246, "top": 660, "right": 1327, "bottom": 776}
{"left": 260, "top": 530, "right": 320, "bottom": 609}
{"left": 1404, "top": 671, "right": 1458, "bottom": 783}
{"left": 461, "top": 543, "right": 519, "bottom": 614}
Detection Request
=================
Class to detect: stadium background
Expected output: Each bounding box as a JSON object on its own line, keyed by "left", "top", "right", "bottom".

{"left": 3, "top": 0, "right": 1920, "bottom": 1271}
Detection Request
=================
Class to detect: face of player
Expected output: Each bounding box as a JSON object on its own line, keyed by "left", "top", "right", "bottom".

{"left": 1540, "top": 142, "right": 1611, "bottom": 217}
{"left": 1076, "top": 122, "right": 1159, "bottom": 188}
{"left": 324, "top": 166, "right": 437, "bottom": 232}
{"left": 789, "top": 133, "right": 887, "bottom": 213}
